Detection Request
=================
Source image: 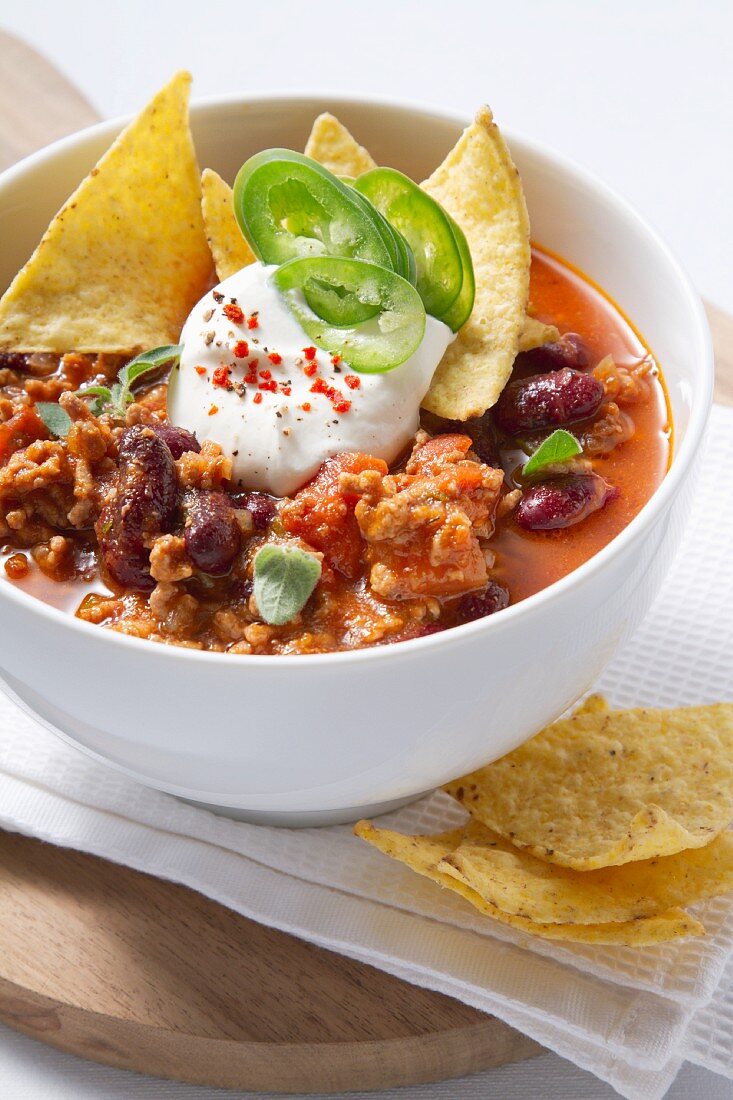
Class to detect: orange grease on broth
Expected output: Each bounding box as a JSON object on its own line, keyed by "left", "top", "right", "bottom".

{"left": 1, "top": 248, "right": 672, "bottom": 624}
{"left": 491, "top": 246, "right": 672, "bottom": 604}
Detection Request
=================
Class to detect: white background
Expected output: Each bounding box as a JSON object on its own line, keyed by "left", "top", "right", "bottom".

{"left": 1, "top": 1, "right": 731, "bottom": 1096}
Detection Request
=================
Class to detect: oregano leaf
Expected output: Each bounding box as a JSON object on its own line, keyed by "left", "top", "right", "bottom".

{"left": 75, "top": 345, "right": 183, "bottom": 419}
{"left": 253, "top": 544, "right": 321, "bottom": 626}
{"left": 523, "top": 429, "right": 582, "bottom": 479}
{"left": 117, "top": 344, "right": 184, "bottom": 393}
{"left": 35, "top": 402, "right": 73, "bottom": 439}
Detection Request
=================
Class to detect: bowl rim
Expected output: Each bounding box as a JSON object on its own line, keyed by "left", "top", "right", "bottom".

{"left": 0, "top": 90, "right": 714, "bottom": 669}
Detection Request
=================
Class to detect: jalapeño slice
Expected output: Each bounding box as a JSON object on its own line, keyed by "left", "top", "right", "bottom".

{"left": 440, "top": 214, "right": 475, "bottom": 331}
{"left": 342, "top": 180, "right": 417, "bottom": 285}
{"left": 273, "top": 257, "right": 426, "bottom": 373}
{"left": 233, "top": 150, "right": 393, "bottom": 269}
{"left": 354, "top": 167, "right": 463, "bottom": 319}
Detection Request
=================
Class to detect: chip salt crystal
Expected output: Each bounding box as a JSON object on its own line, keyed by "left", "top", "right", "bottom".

{"left": 169, "top": 263, "right": 453, "bottom": 497}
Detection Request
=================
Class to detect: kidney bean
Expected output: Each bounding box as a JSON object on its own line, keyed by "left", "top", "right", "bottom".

{"left": 418, "top": 621, "right": 446, "bottom": 637}
{"left": 0, "top": 352, "right": 33, "bottom": 373}
{"left": 96, "top": 425, "right": 179, "bottom": 591}
{"left": 518, "top": 332, "right": 589, "bottom": 374}
{"left": 231, "top": 491, "right": 277, "bottom": 530}
{"left": 184, "top": 490, "right": 241, "bottom": 575}
{"left": 515, "top": 473, "right": 613, "bottom": 531}
{"left": 494, "top": 368, "right": 604, "bottom": 435}
{"left": 456, "top": 580, "right": 510, "bottom": 622}
{"left": 151, "top": 422, "right": 200, "bottom": 459}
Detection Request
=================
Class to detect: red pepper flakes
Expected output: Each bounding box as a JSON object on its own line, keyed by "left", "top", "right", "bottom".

{"left": 344, "top": 374, "right": 361, "bottom": 390}
{"left": 309, "top": 376, "right": 352, "bottom": 413}
{"left": 301, "top": 402, "right": 311, "bottom": 412}
{"left": 303, "top": 362, "right": 318, "bottom": 378}
{"left": 233, "top": 340, "right": 249, "bottom": 358}
{"left": 253, "top": 392, "right": 263, "bottom": 404}
{"left": 281, "top": 385, "right": 291, "bottom": 396}
{"left": 259, "top": 368, "right": 272, "bottom": 380}
{"left": 303, "top": 346, "right": 317, "bottom": 361}
{"left": 258, "top": 379, "right": 278, "bottom": 392}
{"left": 208, "top": 404, "right": 219, "bottom": 416}
{"left": 268, "top": 352, "right": 282, "bottom": 365}
{"left": 247, "top": 313, "right": 259, "bottom": 330}
{"left": 195, "top": 365, "right": 207, "bottom": 376}
{"left": 212, "top": 365, "right": 233, "bottom": 390}
{"left": 223, "top": 303, "right": 245, "bottom": 324}
{"left": 331, "top": 354, "right": 342, "bottom": 366}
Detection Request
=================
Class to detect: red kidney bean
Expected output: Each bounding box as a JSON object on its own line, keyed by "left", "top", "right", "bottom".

{"left": 518, "top": 332, "right": 589, "bottom": 374}
{"left": 515, "top": 473, "right": 613, "bottom": 531}
{"left": 0, "top": 352, "right": 38, "bottom": 373}
{"left": 96, "top": 425, "right": 179, "bottom": 591}
{"left": 418, "top": 621, "right": 446, "bottom": 637}
{"left": 151, "top": 422, "right": 200, "bottom": 459}
{"left": 456, "top": 580, "right": 510, "bottom": 622}
{"left": 231, "top": 491, "right": 277, "bottom": 530}
{"left": 184, "top": 490, "right": 241, "bottom": 576}
{"left": 494, "top": 368, "right": 604, "bottom": 435}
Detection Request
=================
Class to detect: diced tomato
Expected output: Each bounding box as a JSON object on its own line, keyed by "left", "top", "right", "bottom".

{"left": 282, "top": 452, "right": 387, "bottom": 579}
{"left": 406, "top": 433, "right": 472, "bottom": 474}
{"left": 0, "top": 406, "right": 48, "bottom": 464}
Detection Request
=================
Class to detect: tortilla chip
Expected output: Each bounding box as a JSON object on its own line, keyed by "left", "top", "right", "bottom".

{"left": 309, "top": 112, "right": 540, "bottom": 353}
{"left": 201, "top": 168, "right": 256, "bottom": 280}
{"left": 420, "top": 107, "right": 531, "bottom": 420}
{"left": 304, "top": 113, "right": 377, "bottom": 177}
{"left": 438, "top": 821, "right": 733, "bottom": 924}
{"left": 518, "top": 315, "right": 561, "bottom": 352}
{"left": 0, "top": 71, "right": 212, "bottom": 354}
{"left": 444, "top": 702, "right": 733, "bottom": 870}
{"left": 354, "top": 821, "right": 703, "bottom": 945}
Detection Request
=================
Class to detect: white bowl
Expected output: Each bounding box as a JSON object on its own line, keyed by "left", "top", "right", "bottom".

{"left": 0, "top": 95, "right": 713, "bottom": 825}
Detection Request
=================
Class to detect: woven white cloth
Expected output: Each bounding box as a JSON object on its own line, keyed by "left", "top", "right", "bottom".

{"left": 1, "top": 405, "right": 731, "bottom": 1100}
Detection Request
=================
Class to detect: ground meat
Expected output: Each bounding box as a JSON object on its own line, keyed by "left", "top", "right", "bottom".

{"left": 0, "top": 441, "right": 75, "bottom": 542}
{"left": 581, "top": 401, "right": 635, "bottom": 455}
{"left": 345, "top": 434, "right": 503, "bottom": 600}
{"left": 22, "top": 352, "right": 122, "bottom": 404}
{"left": 31, "top": 535, "right": 74, "bottom": 578}
{"left": 176, "top": 440, "right": 233, "bottom": 489}
{"left": 59, "top": 392, "right": 117, "bottom": 526}
{"left": 149, "top": 534, "right": 193, "bottom": 582}
{"left": 592, "top": 355, "right": 653, "bottom": 405}
{"left": 149, "top": 581, "right": 198, "bottom": 634}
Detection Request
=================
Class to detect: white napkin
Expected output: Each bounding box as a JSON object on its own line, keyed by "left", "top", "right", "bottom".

{"left": 1, "top": 404, "right": 732, "bottom": 1100}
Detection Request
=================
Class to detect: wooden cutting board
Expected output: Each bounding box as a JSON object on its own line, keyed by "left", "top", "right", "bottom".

{"left": 0, "top": 29, "right": 730, "bottom": 1094}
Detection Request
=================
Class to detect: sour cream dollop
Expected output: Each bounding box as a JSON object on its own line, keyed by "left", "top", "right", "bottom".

{"left": 169, "top": 263, "right": 453, "bottom": 497}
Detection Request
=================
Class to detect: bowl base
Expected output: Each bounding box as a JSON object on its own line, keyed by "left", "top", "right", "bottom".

{"left": 176, "top": 791, "right": 430, "bottom": 827}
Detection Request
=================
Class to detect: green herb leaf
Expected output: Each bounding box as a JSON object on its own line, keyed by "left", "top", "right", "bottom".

{"left": 523, "top": 429, "right": 582, "bottom": 479}
{"left": 118, "top": 345, "right": 184, "bottom": 392}
{"left": 76, "top": 345, "right": 183, "bottom": 419}
{"left": 74, "top": 384, "right": 112, "bottom": 417}
{"left": 35, "top": 402, "right": 73, "bottom": 439}
{"left": 253, "top": 544, "right": 321, "bottom": 626}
